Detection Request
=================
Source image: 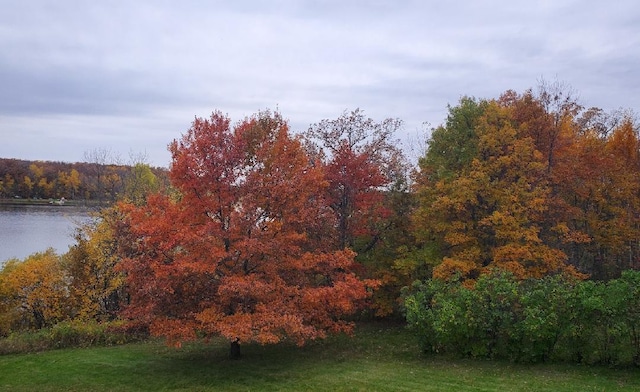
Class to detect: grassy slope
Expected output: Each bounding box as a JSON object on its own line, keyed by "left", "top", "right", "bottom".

{"left": 1, "top": 322, "right": 639, "bottom": 391}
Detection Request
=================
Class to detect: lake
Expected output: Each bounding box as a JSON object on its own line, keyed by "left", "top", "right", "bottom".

{"left": 0, "top": 205, "right": 92, "bottom": 265}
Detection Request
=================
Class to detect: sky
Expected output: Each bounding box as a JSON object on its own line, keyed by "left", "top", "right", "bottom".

{"left": 1, "top": 1, "right": 639, "bottom": 167}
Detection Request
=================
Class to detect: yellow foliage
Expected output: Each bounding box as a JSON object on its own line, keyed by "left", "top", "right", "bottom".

{"left": 65, "top": 207, "right": 126, "bottom": 321}
{"left": 433, "top": 257, "right": 477, "bottom": 282}
{"left": 0, "top": 249, "right": 70, "bottom": 331}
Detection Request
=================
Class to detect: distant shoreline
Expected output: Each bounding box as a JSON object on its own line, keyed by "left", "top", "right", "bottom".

{"left": 0, "top": 198, "right": 108, "bottom": 208}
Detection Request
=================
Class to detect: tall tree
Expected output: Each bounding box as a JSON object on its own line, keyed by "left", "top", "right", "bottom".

{"left": 306, "top": 108, "right": 407, "bottom": 251}
{"left": 118, "top": 111, "right": 376, "bottom": 358}
{"left": 407, "top": 97, "right": 488, "bottom": 280}
{"left": 414, "top": 101, "right": 582, "bottom": 282}
{"left": 555, "top": 117, "right": 640, "bottom": 279}
{"left": 305, "top": 109, "right": 410, "bottom": 316}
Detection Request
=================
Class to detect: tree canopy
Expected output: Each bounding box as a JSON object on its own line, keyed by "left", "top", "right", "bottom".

{"left": 412, "top": 87, "right": 640, "bottom": 282}
{"left": 117, "top": 111, "right": 377, "bottom": 357}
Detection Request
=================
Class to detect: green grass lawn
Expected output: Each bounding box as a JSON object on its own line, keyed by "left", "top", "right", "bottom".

{"left": 1, "top": 321, "right": 639, "bottom": 391}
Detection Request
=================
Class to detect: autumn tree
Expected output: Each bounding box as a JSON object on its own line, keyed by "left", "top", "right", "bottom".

{"left": 0, "top": 250, "right": 70, "bottom": 332}
{"left": 122, "top": 163, "right": 159, "bottom": 206}
{"left": 414, "top": 100, "right": 582, "bottom": 283}
{"left": 306, "top": 109, "right": 408, "bottom": 251}
{"left": 21, "top": 176, "right": 34, "bottom": 198}
{"left": 58, "top": 169, "right": 81, "bottom": 199}
{"left": 501, "top": 85, "right": 640, "bottom": 279}
{"left": 403, "top": 97, "right": 488, "bottom": 281}
{"left": 83, "top": 148, "right": 119, "bottom": 201}
{"left": 28, "top": 163, "right": 45, "bottom": 198}
{"left": 500, "top": 81, "right": 582, "bottom": 174}
{"left": 553, "top": 116, "right": 640, "bottom": 279}
{"left": 118, "top": 111, "right": 377, "bottom": 358}
{"left": 64, "top": 208, "right": 127, "bottom": 321}
{"left": 304, "top": 109, "right": 410, "bottom": 316}
{"left": 0, "top": 174, "right": 15, "bottom": 198}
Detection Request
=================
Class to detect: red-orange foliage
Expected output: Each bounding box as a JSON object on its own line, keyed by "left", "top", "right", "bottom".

{"left": 325, "top": 142, "right": 389, "bottom": 249}
{"left": 305, "top": 109, "right": 409, "bottom": 316}
{"left": 118, "top": 111, "right": 377, "bottom": 351}
{"left": 306, "top": 109, "right": 406, "bottom": 252}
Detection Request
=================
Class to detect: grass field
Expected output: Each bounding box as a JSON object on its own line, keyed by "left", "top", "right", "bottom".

{"left": 1, "top": 321, "right": 639, "bottom": 391}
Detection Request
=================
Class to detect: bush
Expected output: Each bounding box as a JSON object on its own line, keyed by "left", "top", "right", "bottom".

{"left": 0, "top": 329, "right": 52, "bottom": 354}
{"left": 515, "top": 275, "right": 574, "bottom": 362}
{"left": 404, "top": 270, "right": 640, "bottom": 367}
{"left": 0, "top": 320, "right": 149, "bottom": 355}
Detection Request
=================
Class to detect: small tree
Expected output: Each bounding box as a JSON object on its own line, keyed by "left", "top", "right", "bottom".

{"left": 0, "top": 250, "right": 70, "bottom": 332}
{"left": 65, "top": 208, "right": 127, "bottom": 321}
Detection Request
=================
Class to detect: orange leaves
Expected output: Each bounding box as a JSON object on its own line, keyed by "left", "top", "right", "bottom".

{"left": 119, "top": 110, "right": 376, "bottom": 349}
{"left": 432, "top": 257, "right": 477, "bottom": 282}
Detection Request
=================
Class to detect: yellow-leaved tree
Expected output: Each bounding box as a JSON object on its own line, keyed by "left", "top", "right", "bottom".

{"left": 65, "top": 207, "right": 127, "bottom": 321}
{"left": 414, "top": 100, "right": 582, "bottom": 283}
{"left": 0, "top": 249, "right": 69, "bottom": 333}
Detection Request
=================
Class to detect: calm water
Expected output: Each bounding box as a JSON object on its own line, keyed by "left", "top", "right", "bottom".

{"left": 0, "top": 205, "right": 92, "bottom": 264}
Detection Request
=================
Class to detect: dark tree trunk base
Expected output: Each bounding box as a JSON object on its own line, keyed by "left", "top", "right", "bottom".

{"left": 230, "top": 339, "right": 241, "bottom": 359}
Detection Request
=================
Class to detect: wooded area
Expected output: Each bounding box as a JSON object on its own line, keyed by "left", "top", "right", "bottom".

{"left": 0, "top": 156, "right": 168, "bottom": 202}
{"left": 2, "top": 83, "right": 640, "bottom": 364}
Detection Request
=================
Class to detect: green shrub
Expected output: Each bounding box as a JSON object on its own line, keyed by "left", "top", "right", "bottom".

{"left": 404, "top": 270, "right": 640, "bottom": 367}
{"left": 515, "top": 276, "right": 574, "bottom": 362}
{"left": 468, "top": 272, "right": 520, "bottom": 359}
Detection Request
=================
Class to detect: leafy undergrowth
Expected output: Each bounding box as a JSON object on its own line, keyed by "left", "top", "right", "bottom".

{"left": 0, "top": 320, "right": 148, "bottom": 355}
{"left": 1, "top": 321, "right": 639, "bottom": 391}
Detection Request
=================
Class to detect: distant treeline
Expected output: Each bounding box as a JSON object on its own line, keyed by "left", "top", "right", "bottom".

{"left": 0, "top": 157, "right": 168, "bottom": 202}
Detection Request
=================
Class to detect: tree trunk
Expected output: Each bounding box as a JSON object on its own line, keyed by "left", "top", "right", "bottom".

{"left": 229, "top": 339, "right": 241, "bottom": 359}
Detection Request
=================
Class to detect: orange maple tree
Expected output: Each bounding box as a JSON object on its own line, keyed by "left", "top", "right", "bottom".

{"left": 118, "top": 111, "right": 377, "bottom": 357}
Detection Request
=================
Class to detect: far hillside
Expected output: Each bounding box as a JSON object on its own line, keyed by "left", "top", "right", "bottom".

{"left": 0, "top": 157, "right": 168, "bottom": 203}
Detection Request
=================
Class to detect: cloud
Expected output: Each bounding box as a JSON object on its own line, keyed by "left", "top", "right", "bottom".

{"left": 1, "top": 1, "right": 639, "bottom": 167}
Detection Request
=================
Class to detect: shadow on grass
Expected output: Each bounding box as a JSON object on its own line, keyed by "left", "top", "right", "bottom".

{"left": 3, "top": 321, "right": 640, "bottom": 392}
{"left": 125, "top": 321, "right": 416, "bottom": 391}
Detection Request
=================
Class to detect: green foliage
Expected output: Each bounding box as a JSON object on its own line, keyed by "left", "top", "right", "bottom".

{"left": 403, "top": 279, "right": 444, "bottom": 352}
{"left": 515, "top": 276, "right": 574, "bottom": 362}
{"left": 468, "top": 272, "right": 520, "bottom": 358}
{"left": 405, "top": 270, "right": 640, "bottom": 366}
{"left": 122, "top": 163, "right": 159, "bottom": 205}
{"left": 565, "top": 276, "right": 640, "bottom": 365}
{"left": 406, "top": 272, "right": 520, "bottom": 359}
{"left": 419, "top": 96, "right": 486, "bottom": 181}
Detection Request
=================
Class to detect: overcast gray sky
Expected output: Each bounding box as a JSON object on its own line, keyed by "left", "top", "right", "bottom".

{"left": 1, "top": 1, "right": 638, "bottom": 167}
